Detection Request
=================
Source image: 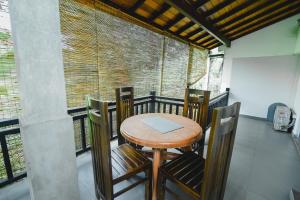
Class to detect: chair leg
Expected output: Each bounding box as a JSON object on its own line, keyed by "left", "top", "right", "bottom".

{"left": 95, "top": 192, "right": 100, "bottom": 200}
{"left": 158, "top": 171, "right": 166, "bottom": 200}
{"left": 95, "top": 186, "right": 100, "bottom": 200}
{"left": 145, "top": 168, "right": 152, "bottom": 200}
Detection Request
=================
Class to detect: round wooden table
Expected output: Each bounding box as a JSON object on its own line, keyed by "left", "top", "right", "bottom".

{"left": 120, "top": 113, "right": 202, "bottom": 200}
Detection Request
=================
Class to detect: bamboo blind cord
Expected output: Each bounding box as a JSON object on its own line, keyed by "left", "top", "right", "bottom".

{"left": 187, "top": 47, "right": 209, "bottom": 87}
{"left": 159, "top": 36, "right": 166, "bottom": 96}
{"left": 187, "top": 46, "right": 194, "bottom": 87}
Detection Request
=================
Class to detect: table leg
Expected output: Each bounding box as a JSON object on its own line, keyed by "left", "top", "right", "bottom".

{"left": 152, "top": 149, "right": 163, "bottom": 200}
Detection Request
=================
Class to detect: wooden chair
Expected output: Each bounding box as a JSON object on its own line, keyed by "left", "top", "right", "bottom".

{"left": 158, "top": 102, "right": 241, "bottom": 200}
{"left": 182, "top": 88, "right": 210, "bottom": 155}
{"left": 115, "top": 87, "right": 134, "bottom": 145}
{"left": 87, "top": 96, "right": 152, "bottom": 200}
{"left": 116, "top": 87, "right": 143, "bottom": 149}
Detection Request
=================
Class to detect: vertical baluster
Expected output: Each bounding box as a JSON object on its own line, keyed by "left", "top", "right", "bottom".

{"left": 141, "top": 103, "right": 144, "bottom": 114}
{"left": 124, "top": 100, "right": 127, "bottom": 118}
{"left": 127, "top": 100, "right": 129, "bottom": 117}
{"left": 149, "top": 91, "right": 156, "bottom": 113}
{"left": 158, "top": 102, "right": 161, "bottom": 112}
{"left": 176, "top": 105, "right": 179, "bottom": 115}
{"left": 146, "top": 102, "right": 149, "bottom": 113}
{"left": 0, "top": 135, "right": 13, "bottom": 181}
{"left": 193, "top": 104, "right": 197, "bottom": 121}
{"left": 134, "top": 105, "right": 137, "bottom": 115}
{"left": 163, "top": 103, "right": 166, "bottom": 113}
{"left": 198, "top": 104, "right": 200, "bottom": 122}
{"left": 128, "top": 100, "right": 130, "bottom": 116}
{"left": 169, "top": 104, "right": 172, "bottom": 114}
{"left": 188, "top": 103, "right": 193, "bottom": 119}
{"left": 80, "top": 118, "right": 87, "bottom": 151}
{"left": 109, "top": 110, "right": 113, "bottom": 139}
{"left": 121, "top": 101, "right": 124, "bottom": 122}
{"left": 192, "top": 104, "right": 195, "bottom": 120}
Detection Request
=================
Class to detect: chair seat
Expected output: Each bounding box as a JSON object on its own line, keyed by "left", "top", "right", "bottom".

{"left": 111, "top": 144, "right": 151, "bottom": 184}
{"left": 160, "top": 152, "right": 205, "bottom": 196}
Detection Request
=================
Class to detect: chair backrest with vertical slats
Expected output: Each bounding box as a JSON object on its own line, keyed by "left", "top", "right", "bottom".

{"left": 183, "top": 88, "right": 210, "bottom": 129}
{"left": 87, "top": 97, "right": 113, "bottom": 200}
{"left": 183, "top": 88, "right": 210, "bottom": 154}
{"left": 201, "top": 102, "right": 241, "bottom": 200}
{"left": 115, "top": 87, "right": 134, "bottom": 145}
{"left": 86, "top": 96, "right": 101, "bottom": 111}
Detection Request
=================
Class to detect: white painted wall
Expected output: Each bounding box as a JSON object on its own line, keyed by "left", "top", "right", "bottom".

{"left": 221, "top": 14, "right": 300, "bottom": 136}
{"left": 230, "top": 56, "right": 299, "bottom": 118}
{"left": 295, "top": 20, "right": 300, "bottom": 54}
{"left": 221, "top": 14, "right": 300, "bottom": 91}
{"left": 293, "top": 58, "right": 300, "bottom": 137}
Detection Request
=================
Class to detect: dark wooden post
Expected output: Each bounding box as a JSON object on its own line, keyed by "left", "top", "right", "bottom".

{"left": 149, "top": 91, "right": 156, "bottom": 113}
{"left": 225, "top": 88, "right": 230, "bottom": 105}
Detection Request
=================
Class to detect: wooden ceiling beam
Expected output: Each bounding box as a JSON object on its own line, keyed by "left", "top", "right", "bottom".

{"left": 229, "top": 6, "right": 300, "bottom": 39}
{"left": 184, "top": 27, "right": 203, "bottom": 39}
{"left": 203, "top": 39, "right": 217, "bottom": 46}
{"left": 192, "top": 32, "right": 209, "bottom": 42}
{"left": 163, "top": 13, "right": 185, "bottom": 30}
{"left": 175, "top": 21, "right": 194, "bottom": 34}
{"left": 129, "top": 0, "right": 146, "bottom": 12}
{"left": 203, "top": 0, "right": 236, "bottom": 18}
{"left": 148, "top": 3, "right": 171, "bottom": 21}
{"left": 217, "top": 0, "right": 278, "bottom": 30}
{"left": 207, "top": 42, "right": 221, "bottom": 50}
{"left": 100, "top": 0, "right": 162, "bottom": 28}
{"left": 193, "top": 0, "right": 210, "bottom": 10}
{"left": 210, "top": 0, "right": 257, "bottom": 24}
{"left": 225, "top": 0, "right": 300, "bottom": 35}
{"left": 164, "top": 0, "right": 231, "bottom": 47}
{"left": 99, "top": 0, "right": 207, "bottom": 48}
{"left": 198, "top": 37, "right": 215, "bottom": 45}
{"left": 230, "top": 8, "right": 300, "bottom": 40}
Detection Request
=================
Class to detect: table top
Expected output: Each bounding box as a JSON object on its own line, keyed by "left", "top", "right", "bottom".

{"left": 120, "top": 113, "right": 202, "bottom": 149}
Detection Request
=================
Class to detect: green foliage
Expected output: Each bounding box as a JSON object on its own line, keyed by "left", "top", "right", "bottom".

{"left": 0, "top": 50, "right": 14, "bottom": 60}
{"left": 0, "top": 86, "right": 8, "bottom": 95}
{"left": 0, "top": 31, "right": 10, "bottom": 41}
{"left": 0, "top": 51, "right": 15, "bottom": 76}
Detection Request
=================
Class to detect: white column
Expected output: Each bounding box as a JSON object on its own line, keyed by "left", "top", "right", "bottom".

{"left": 8, "top": 0, "right": 80, "bottom": 199}
{"left": 294, "top": 21, "right": 300, "bottom": 54}
{"left": 293, "top": 57, "right": 300, "bottom": 137}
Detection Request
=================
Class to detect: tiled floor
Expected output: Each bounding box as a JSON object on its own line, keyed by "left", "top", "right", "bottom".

{"left": 224, "top": 117, "right": 300, "bottom": 200}
{"left": 0, "top": 117, "right": 299, "bottom": 200}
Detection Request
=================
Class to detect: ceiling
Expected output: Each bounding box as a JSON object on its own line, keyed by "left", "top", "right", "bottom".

{"left": 98, "top": 0, "right": 300, "bottom": 49}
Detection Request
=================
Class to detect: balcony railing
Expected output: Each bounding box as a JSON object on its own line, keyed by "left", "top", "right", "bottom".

{"left": 0, "top": 89, "right": 229, "bottom": 188}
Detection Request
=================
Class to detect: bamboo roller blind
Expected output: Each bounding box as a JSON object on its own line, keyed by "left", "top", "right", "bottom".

{"left": 59, "top": 0, "right": 208, "bottom": 107}
{"left": 0, "top": 0, "right": 208, "bottom": 120}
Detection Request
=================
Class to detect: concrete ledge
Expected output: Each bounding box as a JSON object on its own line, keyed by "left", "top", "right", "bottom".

{"left": 240, "top": 114, "right": 268, "bottom": 121}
